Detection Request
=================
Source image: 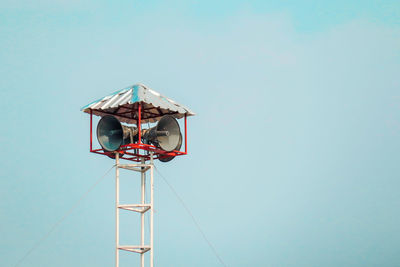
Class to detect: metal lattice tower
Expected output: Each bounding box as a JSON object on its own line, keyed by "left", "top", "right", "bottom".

{"left": 115, "top": 153, "right": 154, "bottom": 267}
{"left": 82, "top": 84, "right": 195, "bottom": 267}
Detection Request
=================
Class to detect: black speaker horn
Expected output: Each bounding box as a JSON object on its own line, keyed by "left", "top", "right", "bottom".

{"left": 96, "top": 115, "right": 136, "bottom": 152}
{"left": 142, "top": 115, "right": 181, "bottom": 152}
{"left": 158, "top": 132, "right": 182, "bottom": 162}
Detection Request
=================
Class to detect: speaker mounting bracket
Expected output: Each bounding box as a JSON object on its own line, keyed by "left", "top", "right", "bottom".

{"left": 88, "top": 102, "right": 189, "bottom": 162}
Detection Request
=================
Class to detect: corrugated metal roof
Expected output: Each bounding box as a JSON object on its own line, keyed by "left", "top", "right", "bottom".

{"left": 81, "top": 84, "right": 195, "bottom": 123}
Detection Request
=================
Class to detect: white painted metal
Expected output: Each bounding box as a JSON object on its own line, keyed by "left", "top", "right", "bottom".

{"left": 114, "top": 154, "right": 154, "bottom": 267}
{"left": 117, "top": 204, "right": 151, "bottom": 213}
{"left": 118, "top": 165, "right": 151, "bottom": 172}
{"left": 118, "top": 245, "right": 151, "bottom": 253}
{"left": 150, "top": 152, "right": 154, "bottom": 267}
{"left": 141, "top": 157, "right": 145, "bottom": 267}
{"left": 115, "top": 154, "right": 120, "bottom": 267}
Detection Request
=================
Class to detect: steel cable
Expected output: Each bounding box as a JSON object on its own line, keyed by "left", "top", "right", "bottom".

{"left": 14, "top": 165, "right": 115, "bottom": 267}
{"left": 154, "top": 166, "right": 228, "bottom": 267}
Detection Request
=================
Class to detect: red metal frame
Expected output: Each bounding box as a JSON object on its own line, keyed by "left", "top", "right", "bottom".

{"left": 89, "top": 103, "right": 188, "bottom": 162}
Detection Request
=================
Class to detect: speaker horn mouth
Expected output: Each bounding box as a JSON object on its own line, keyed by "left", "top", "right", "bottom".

{"left": 155, "top": 115, "right": 181, "bottom": 152}
{"left": 97, "top": 115, "right": 124, "bottom": 152}
{"left": 159, "top": 132, "right": 182, "bottom": 162}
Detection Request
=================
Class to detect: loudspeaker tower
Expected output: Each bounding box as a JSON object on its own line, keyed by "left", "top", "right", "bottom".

{"left": 81, "top": 84, "right": 194, "bottom": 267}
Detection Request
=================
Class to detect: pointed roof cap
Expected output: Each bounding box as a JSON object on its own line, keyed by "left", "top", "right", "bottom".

{"left": 81, "top": 84, "right": 195, "bottom": 123}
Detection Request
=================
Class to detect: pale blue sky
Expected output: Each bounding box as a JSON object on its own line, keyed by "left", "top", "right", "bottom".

{"left": 1, "top": 1, "right": 399, "bottom": 266}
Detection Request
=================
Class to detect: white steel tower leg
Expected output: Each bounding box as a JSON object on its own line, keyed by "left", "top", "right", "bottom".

{"left": 150, "top": 153, "right": 154, "bottom": 267}
{"left": 115, "top": 153, "right": 120, "bottom": 267}
{"left": 141, "top": 158, "right": 145, "bottom": 267}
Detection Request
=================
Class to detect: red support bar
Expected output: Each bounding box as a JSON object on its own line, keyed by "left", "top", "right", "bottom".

{"left": 184, "top": 114, "right": 187, "bottom": 154}
{"left": 90, "top": 109, "right": 93, "bottom": 152}
{"left": 138, "top": 103, "right": 141, "bottom": 144}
